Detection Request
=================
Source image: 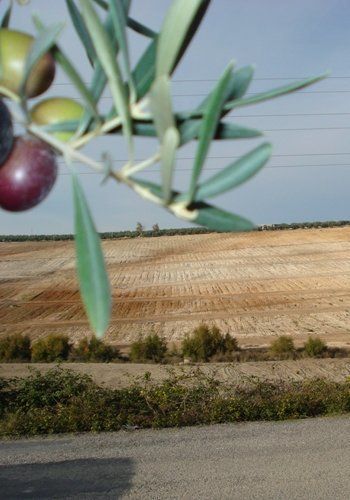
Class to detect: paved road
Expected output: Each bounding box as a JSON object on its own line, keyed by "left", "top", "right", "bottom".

{"left": 0, "top": 417, "right": 349, "bottom": 499}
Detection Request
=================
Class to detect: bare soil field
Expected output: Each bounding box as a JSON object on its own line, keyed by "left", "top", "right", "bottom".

{"left": 1, "top": 358, "right": 350, "bottom": 388}
{"left": 1, "top": 227, "right": 350, "bottom": 349}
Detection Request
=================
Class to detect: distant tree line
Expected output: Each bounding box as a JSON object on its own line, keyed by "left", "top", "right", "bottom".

{"left": 0, "top": 220, "right": 349, "bottom": 242}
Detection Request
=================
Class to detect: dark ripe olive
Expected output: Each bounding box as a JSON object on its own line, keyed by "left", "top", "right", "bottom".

{"left": 0, "top": 136, "right": 57, "bottom": 212}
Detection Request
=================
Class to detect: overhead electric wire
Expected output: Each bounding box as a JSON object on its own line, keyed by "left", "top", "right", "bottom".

{"left": 55, "top": 162, "right": 350, "bottom": 176}
{"left": 48, "top": 75, "right": 350, "bottom": 87}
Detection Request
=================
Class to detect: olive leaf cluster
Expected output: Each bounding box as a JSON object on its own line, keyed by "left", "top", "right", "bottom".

{"left": 0, "top": 0, "right": 326, "bottom": 337}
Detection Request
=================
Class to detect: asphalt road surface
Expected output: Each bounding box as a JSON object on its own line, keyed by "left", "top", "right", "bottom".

{"left": 0, "top": 417, "right": 349, "bottom": 499}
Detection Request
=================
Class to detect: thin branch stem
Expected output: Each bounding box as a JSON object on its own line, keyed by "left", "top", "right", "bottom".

{"left": 28, "top": 123, "right": 106, "bottom": 173}
{"left": 0, "top": 86, "right": 21, "bottom": 103}
{"left": 27, "top": 122, "right": 194, "bottom": 225}
{"left": 122, "top": 152, "right": 160, "bottom": 176}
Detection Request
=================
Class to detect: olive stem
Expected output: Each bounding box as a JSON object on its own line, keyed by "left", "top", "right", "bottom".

{"left": 0, "top": 87, "right": 21, "bottom": 103}
{"left": 122, "top": 152, "right": 160, "bottom": 177}
{"left": 26, "top": 122, "right": 167, "bottom": 209}
{"left": 70, "top": 100, "right": 151, "bottom": 150}
{"left": 70, "top": 115, "right": 122, "bottom": 150}
{"left": 28, "top": 123, "right": 106, "bottom": 173}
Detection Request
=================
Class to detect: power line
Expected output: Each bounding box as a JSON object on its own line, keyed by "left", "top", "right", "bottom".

{"left": 49, "top": 76, "right": 350, "bottom": 87}
{"left": 228, "top": 112, "right": 350, "bottom": 118}
{"left": 55, "top": 152, "right": 350, "bottom": 166}
{"left": 47, "top": 90, "right": 350, "bottom": 101}
{"left": 55, "top": 163, "right": 350, "bottom": 176}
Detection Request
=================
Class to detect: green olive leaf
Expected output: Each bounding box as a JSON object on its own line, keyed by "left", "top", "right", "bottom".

{"left": 0, "top": 1, "right": 12, "bottom": 28}
{"left": 194, "top": 142, "right": 272, "bottom": 200}
{"left": 108, "top": 0, "right": 136, "bottom": 102}
{"left": 160, "top": 127, "right": 180, "bottom": 203}
{"left": 79, "top": 0, "right": 133, "bottom": 159}
{"left": 224, "top": 73, "right": 329, "bottom": 111}
{"left": 191, "top": 203, "right": 255, "bottom": 232}
{"left": 66, "top": 0, "right": 96, "bottom": 65}
{"left": 149, "top": 75, "right": 175, "bottom": 140}
{"left": 187, "top": 62, "right": 234, "bottom": 201}
{"left": 72, "top": 172, "right": 111, "bottom": 338}
{"left": 156, "top": 0, "right": 210, "bottom": 77}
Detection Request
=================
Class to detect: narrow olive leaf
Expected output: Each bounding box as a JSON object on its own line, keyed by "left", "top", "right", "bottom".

{"left": 149, "top": 75, "right": 175, "bottom": 140}
{"left": 195, "top": 142, "right": 272, "bottom": 200}
{"left": 215, "top": 122, "right": 262, "bottom": 140}
{"left": 128, "top": 17, "right": 157, "bottom": 38}
{"left": 72, "top": 172, "right": 111, "bottom": 338}
{"left": 188, "top": 62, "right": 234, "bottom": 201}
{"left": 53, "top": 47, "right": 99, "bottom": 120}
{"left": 194, "top": 65, "right": 254, "bottom": 113}
{"left": 160, "top": 127, "right": 180, "bottom": 203}
{"left": 20, "top": 22, "right": 63, "bottom": 97}
{"left": 179, "top": 120, "right": 262, "bottom": 144}
{"left": 192, "top": 203, "right": 255, "bottom": 232}
{"left": 43, "top": 120, "right": 80, "bottom": 133}
{"left": 0, "top": 1, "right": 12, "bottom": 28}
{"left": 77, "top": 13, "right": 116, "bottom": 136}
{"left": 156, "top": 0, "right": 206, "bottom": 77}
{"left": 90, "top": 0, "right": 156, "bottom": 38}
{"left": 106, "top": 120, "right": 261, "bottom": 141}
{"left": 108, "top": 0, "right": 136, "bottom": 101}
{"left": 133, "top": 1, "right": 209, "bottom": 98}
{"left": 178, "top": 64, "right": 253, "bottom": 146}
{"left": 66, "top": 0, "right": 96, "bottom": 65}
{"left": 93, "top": 0, "right": 131, "bottom": 11}
{"left": 132, "top": 36, "right": 157, "bottom": 100}
{"left": 92, "top": 0, "right": 107, "bottom": 7}
{"left": 226, "top": 65, "right": 255, "bottom": 101}
{"left": 79, "top": 0, "right": 133, "bottom": 158}
{"left": 224, "top": 73, "right": 329, "bottom": 111}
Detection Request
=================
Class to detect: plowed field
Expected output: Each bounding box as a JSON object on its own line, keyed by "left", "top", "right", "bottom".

{"left": 1, "top": 227, "right": 350, "bottom": 348}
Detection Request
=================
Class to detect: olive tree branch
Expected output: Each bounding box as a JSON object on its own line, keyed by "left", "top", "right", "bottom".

{"left": 26, "top": 122, "right": 195, "bottom": 223}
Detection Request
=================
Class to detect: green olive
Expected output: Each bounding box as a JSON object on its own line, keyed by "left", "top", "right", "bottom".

{"left": 31, "top": 98, "right": 84, "bottom": 142}
{"left": 0, "top": 29, "right": 55, "bottom": 98}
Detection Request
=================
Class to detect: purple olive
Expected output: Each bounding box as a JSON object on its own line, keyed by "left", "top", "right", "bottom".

{"left": 0, "top": 135, "right": 57, "bottom": 212}
{"left": 0, "top": 99, "right": 14, "bottom": 166}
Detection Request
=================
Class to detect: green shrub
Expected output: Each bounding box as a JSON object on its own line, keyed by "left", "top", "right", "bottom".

{"left": 181, "top": 325, "right": 238, "bottom": 362}
{"left": 31, "top": 335, "right": 71, "bottom": 362}
{"left": 0, "top": 368, "right": 350, "bottom": 437}
{"left": 0, "top": 334, "right": 31, "bottom": 362}
{"left": 129, "top": 333, "right": 167, "bottom": 363}
{"left": 304, "top": 337, "right": 327, "bottom": 357}
{"left": 269, "top": 336, "right": 295, "bottom": 359}
{"left": 71, "top": 337, "right": 121, "bottom": 362}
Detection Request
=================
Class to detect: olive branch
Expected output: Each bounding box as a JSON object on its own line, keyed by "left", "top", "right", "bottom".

{"left": 0, "top": 0, "right": 327, "bottom": 337}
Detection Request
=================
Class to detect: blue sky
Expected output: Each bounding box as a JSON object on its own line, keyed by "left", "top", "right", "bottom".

{"left": 1, "top": 0, "right": 350, "bottom": 234}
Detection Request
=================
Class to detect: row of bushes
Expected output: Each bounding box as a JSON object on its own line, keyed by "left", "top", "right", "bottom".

{"left": 0, "top": 367, "right": 349, "bottom": 437}
{"left": 258, "top": 220, "right": 350, "bottom": 231}
{"left": 0, "top": 335, "right": 121, "bottom": 363}
{"left": 0, "top": 328, "right": 344, "bottom": 364}
{"left": 1, "top": 220, "right": 349, "bottom": 242}
{"left": 131, "top": 329, "right": 340, "bottom": 363}
{"left": 0, "top": 226, "right": 212, "bottom": 242}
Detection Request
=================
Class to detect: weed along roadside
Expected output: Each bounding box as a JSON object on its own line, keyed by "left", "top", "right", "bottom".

{"left": 0, "top": 366, "right": 350, "bottom": 437}
{"left": 0, "top": 328, "right": 350, "bottom": 437}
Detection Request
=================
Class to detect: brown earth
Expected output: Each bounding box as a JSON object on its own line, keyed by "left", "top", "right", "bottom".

{"left": 1, "top": 359, "right": 350, "bottom": 388}
{"left": 1, "top": 227, "right": 350, "bottom": 349}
